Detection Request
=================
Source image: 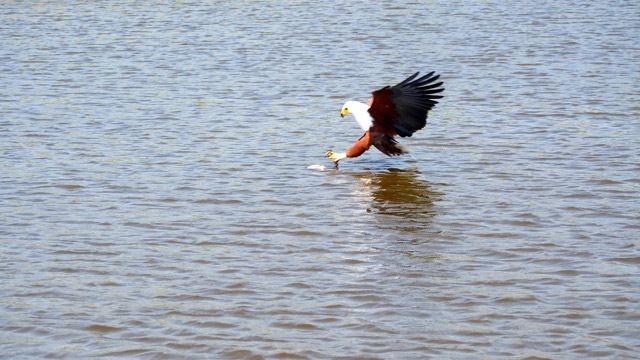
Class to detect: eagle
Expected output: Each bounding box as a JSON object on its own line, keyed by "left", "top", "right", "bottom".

{"left": 326, "top": 71, "right": 444, "bottom": 166}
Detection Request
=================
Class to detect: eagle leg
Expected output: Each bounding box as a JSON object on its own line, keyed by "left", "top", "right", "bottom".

{"left": 326, "top": 150, "right": 346, "bottom": 167}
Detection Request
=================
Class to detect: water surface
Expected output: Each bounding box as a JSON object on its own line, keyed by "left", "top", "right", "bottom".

{"left": 1, "top": 1, "right": 639, "bottom": 358}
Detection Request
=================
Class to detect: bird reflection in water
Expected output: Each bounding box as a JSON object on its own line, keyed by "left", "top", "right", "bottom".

{"left": 350, "top": 167, "right": 443, "bottom": 233}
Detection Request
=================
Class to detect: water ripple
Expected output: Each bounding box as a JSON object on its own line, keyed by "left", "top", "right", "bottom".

{"left": 1, "top": 1, "right": 639, "bottom": 358}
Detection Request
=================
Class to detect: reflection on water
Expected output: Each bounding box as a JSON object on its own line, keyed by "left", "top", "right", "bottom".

{"left": 351, "top": 167, "right": 443, "bottom": 232}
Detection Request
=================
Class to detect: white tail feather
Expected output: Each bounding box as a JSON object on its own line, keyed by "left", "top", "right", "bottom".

{"left": 396, "top": 143, "right": 417, "bottom": 160}
{"left": 396, "top": 142, "right": 411, "bottom": 154}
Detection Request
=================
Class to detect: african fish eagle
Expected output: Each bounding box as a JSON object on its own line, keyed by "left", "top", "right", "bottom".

{"left": 326, "top": 71, "right": 444, "bottom": 165}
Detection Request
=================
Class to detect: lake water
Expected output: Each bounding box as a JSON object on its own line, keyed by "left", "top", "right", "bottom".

{"left": 1, "top": 1, "right": 639, "bottom": 358}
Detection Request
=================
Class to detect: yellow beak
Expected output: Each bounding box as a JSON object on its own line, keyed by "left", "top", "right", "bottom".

{"left": 340, "top": 108, "right": 349, "bottom": 118}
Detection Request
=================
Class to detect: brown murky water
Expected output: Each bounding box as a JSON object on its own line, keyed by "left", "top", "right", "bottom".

{"left": 2, "top": 1, "right": 639, "bottom": 358}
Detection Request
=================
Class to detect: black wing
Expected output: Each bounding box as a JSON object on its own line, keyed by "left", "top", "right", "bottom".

{"left": 388, "top": 71, "right": 444, "bottom": 137}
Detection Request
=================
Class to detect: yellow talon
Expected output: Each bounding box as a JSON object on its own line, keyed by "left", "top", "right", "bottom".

{"left": 326, "top": 150, "right": 346, "bottom": 164}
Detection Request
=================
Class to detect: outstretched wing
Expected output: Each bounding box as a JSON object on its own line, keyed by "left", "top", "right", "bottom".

{"left": 368, "top": 71, "right": 444, "bottom": 138}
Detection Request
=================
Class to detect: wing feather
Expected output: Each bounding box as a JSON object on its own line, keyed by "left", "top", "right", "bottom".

{"left": 369, "top": 71, "right": 445, "bottom": 138}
